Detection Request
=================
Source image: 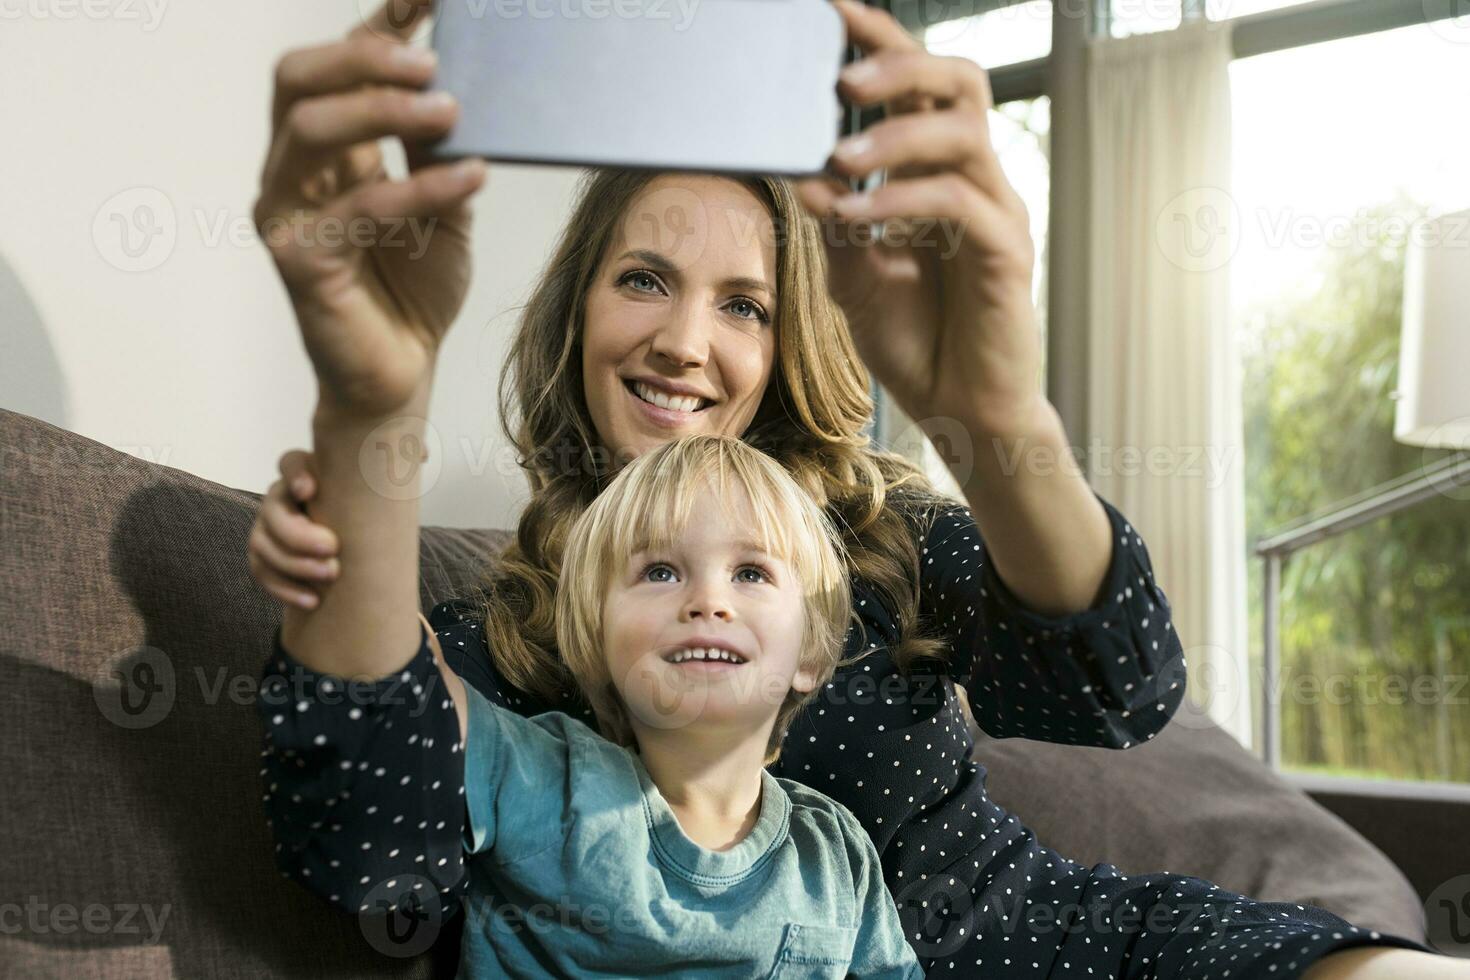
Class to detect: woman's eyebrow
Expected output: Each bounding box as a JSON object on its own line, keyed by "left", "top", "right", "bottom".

{"left": 616, "top": 248, "right": 774, "bottom": 301}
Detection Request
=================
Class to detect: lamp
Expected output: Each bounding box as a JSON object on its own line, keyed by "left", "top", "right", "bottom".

{"left": 1394, "top": 206, "right": 1470, "bottom": 449}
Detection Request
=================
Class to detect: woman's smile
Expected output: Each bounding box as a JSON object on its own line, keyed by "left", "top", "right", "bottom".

{"left": 624, "top": 377, "right": 716, "bottom": 429}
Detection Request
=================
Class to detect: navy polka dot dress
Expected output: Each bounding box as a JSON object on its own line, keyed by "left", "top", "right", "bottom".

{"left": 257, "top": 490, "right": 1437, "bottom": 977}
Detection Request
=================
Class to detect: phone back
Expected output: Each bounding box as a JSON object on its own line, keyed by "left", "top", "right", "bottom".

{"left": 427, "top": 0, "right": 845, "bottom": 175}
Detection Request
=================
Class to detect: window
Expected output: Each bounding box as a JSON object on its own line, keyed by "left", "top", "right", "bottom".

{"left": 1235, "top": 23, "right": 1470, "bottom": 783}
{"left": 924, "top": 0, "right": 1053, "bottom": 67}
{"left": 1104, "top": 0, "right": 1183, "bottom": 38}
{"left": 1207, "top": 0, "right": 1333, "bottom": 20}
{"left": 878, "top": 94, "right": 1051, "bottom": 497}
{"left": 1107, "top": 0, "right": 1335, "bottom": 36}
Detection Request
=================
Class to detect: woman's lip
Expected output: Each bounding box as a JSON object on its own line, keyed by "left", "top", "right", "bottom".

{"left": 624, "top": 379, "right": 712, "bottom": 428}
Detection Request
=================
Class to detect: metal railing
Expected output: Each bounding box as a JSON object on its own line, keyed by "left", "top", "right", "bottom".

{"left": 1252, "top": 451, "right": 1470, "bottom": 771}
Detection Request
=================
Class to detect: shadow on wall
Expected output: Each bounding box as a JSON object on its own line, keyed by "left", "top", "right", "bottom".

{"left": 0, "top": 250, "right": 68, "bottom": 427}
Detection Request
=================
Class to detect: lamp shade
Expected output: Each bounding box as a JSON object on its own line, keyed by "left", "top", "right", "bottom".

{"left": 1395, "top": 207, "right": 1470, "bottom": 448}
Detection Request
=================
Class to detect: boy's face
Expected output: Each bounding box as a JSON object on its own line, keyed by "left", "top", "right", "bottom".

{"left": 601, "top": 484, "right": 816, "bottom": 741}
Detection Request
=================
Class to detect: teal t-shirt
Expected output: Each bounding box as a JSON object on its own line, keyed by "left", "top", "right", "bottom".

{"left": 458, "top": 683, "right": 925, "bottom": 979}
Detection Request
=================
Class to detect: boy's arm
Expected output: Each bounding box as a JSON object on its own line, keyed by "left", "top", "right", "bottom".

{"left": 842, "top": 809, "right": 927, "bottom": 979}
{"left": 456, "top": 670, "right": 575, "bottom": 862}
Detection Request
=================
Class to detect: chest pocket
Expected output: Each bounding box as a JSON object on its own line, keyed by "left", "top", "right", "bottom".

{"left": 765, "top": 923, "right": 859, "bottom": 979}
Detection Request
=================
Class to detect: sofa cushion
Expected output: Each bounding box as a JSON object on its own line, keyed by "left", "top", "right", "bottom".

{"left": 0, "top": 408, "right": 1428, "bottom": 977}
{"left": 0, "top": 409, "right": 504, "bottom": 979}
{"left": 966, "top": 693, "right": 1428, "bottom": 942}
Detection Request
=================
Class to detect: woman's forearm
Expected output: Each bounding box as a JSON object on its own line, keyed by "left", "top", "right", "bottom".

{"left": 953, "top": 395, "right": 1114, "bottom": 619}
{"left": 278, "top": 378, "right": 434, "bottom": 681}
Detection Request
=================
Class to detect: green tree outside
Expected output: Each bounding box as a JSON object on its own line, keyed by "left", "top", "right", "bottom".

{"left": 1242, "top": 196, "right": 1470, "bottom": 783}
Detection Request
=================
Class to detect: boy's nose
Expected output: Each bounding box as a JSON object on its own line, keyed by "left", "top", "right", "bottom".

{"left": 682, "top": 587, "right": 733, "bottom": 622}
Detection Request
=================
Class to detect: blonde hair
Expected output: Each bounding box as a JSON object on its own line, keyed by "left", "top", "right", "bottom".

{"left": 477, "top": 168, "right": 955, "bottom": 732}
{"left": 555, "top": 435, "right": 857, "bottom": 765}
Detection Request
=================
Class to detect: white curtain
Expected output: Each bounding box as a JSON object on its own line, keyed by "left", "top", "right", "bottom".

{"left": 1084, "top": 18, "right": 1253, "bottom": 748}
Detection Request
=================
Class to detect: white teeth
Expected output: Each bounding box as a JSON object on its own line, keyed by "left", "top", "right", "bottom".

{"left": 634, "top": 381, "right": 709, "bottom": 414}
{"left": 667, "top": 647, "right": 745, "bottom": 665}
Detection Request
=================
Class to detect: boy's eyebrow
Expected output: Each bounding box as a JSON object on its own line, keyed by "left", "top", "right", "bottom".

{"left": 629, "top": 539, "right": 778, "bottom": 557}
{"left": 734, "top": 538, "right": 780, "bottom": 558}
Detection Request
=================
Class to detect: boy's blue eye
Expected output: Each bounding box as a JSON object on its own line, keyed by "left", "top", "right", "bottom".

{"left": 643, "top": 562, "right": 674, "bottom": 582}
{"left": 639, "top": 562, "right": 771, "bottom": 583}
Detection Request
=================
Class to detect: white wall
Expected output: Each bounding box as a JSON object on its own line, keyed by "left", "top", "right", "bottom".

{"left": 0, "top": 0, "right": 587, "bottom": 529}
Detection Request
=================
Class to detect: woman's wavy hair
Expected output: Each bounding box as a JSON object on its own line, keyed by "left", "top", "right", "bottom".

{"left": 556, "top": 434, "right": 857, "bottom": 765}
{"left": 476, "top": 168, "right": 955, "bottom": 726}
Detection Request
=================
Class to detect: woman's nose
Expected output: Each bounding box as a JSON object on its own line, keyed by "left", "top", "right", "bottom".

{"left": 650, "top": 309, "right": 712, "bottom": 368}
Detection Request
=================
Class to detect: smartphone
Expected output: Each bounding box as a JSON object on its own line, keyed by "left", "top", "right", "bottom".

{"left": 426, "top": 0, "right": 848, "bottom": 177}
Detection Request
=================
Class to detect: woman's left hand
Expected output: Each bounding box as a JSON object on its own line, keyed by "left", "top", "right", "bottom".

{"left": 795, "top": 0, "right": 1045, "bottom": 438}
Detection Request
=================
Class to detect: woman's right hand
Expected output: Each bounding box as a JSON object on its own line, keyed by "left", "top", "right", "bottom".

{"left": 253, "top": 0, "right": 488, "bottom": 419}
{"left": 248, "top": 450, "right": 340, "bottom": 610}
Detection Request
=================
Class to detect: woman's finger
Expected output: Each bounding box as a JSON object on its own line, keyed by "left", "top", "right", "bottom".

{"left": 248, "top": 550, "right": 322, "bottom": 610}
{"left": 323, "top": 155, "right": 488, "bottom": 233}
{"left": 271, "top": 34, "right": 439, "bottom": 134}
{"left": 831, "top": 105, "right": 1021, "bottom": 212}
{"left": 261, "top": 478, "right": 340, "bottom": 558}
{"left": 840, "top": 48, "right": 994, "bottom": 118}
{"left": 831, "top": 0, "right": 937, "bottom": 118}
{"left": 829, "top": 171, "right": 1022, "bottom": 265}
{"left": 832, "top": 0, "right": 923, "bottom": 60}
{"left": 262, "top": 86, "right": 459, "bottom": 205}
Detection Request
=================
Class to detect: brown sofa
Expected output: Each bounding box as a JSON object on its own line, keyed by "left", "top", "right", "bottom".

{"left": 0, "top": 408, "right": 1430, "bottom": 978}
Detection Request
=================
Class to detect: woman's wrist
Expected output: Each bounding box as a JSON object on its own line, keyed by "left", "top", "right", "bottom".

{"left": 312, "top": 376, "right": 435, "bottom": 435}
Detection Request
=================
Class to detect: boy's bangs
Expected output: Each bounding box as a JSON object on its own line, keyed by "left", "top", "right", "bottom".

{"left": 601, "top": 443, "right": 806, "bottom": 575}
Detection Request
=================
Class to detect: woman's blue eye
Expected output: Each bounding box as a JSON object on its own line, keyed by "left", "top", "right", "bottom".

{"left": 621, "top": 270, "right": 661, "bottom": 293}
{"left": 619, "top": 270, "right": 770, "bottom": 324}
{"left": 729, "top": 298, "right": 770, "bottom": 324}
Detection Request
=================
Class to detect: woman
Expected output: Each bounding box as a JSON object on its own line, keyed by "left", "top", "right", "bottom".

{"left": 251, "top": 1, "right": 1452, "bottom": 976}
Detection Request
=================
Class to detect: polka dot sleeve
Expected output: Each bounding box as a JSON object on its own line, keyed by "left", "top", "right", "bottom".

{"left": 255, "top": 615, "right": 470, "bottom": 918}
{"left": 918, "top": 490, "right": 1187, "bottom": 748}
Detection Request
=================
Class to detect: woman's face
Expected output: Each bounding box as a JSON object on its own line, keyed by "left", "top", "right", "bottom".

{"left": 582, "top": 175, "right": 780, "bottom": 466}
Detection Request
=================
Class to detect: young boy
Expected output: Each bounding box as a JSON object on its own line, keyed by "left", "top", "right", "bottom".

{"left": 424, "top": 434, "right": 923, "bottom": 978}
